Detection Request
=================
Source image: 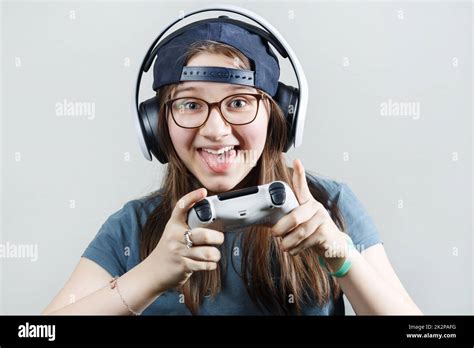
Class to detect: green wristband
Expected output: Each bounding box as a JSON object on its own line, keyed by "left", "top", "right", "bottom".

{"left": 318, "top": 235, "right": 355, "bottom": 278}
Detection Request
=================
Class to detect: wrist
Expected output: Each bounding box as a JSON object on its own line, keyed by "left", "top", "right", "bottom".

{"left": 319, "top": 232, "right": 355, "bottom": 277}
{"left": 324, "top": 256, "right": 346, "bottom": 274}
{"left": 322, "top": 232, "right": 351, "bottom": 260}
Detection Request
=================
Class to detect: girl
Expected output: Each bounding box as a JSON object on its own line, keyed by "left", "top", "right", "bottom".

{"left": 42, "top": 29, "right": 421, "bottom": 316}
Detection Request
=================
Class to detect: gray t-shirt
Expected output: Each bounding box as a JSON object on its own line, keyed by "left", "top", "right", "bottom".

{"left": 82, "top": 173, "right": 383, "bottom": 315}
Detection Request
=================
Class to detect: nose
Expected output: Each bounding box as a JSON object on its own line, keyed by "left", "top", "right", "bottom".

{"left": 198, "top": 104, "right": 232, "bottom": 139}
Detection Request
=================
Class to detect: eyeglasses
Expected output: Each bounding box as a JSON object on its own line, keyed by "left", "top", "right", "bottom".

{"left": 165, "top": 93, "right": 265, "bottom": 129}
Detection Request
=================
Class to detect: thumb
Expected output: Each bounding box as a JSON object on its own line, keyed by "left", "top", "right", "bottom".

{"left": 292, "top": 159, "right": 313, "bottom": 204}
{"left": 172, "top": 187, "right": 207, "bottom": 222}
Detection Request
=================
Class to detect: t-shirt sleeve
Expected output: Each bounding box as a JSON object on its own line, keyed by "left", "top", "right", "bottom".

{"left": 336, "top": 183, "right": 383, "bottom": 251}
{"left": 81, "top": 203, "right": 136, "bottom": 277}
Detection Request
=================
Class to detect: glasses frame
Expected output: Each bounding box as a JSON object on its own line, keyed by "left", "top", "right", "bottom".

{"left": 165, "top": 92, "right": 266, "bottom": 129}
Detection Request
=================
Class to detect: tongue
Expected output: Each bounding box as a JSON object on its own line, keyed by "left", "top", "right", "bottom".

{"left": 200, "top": 149, "right": 237, "bottom": 171}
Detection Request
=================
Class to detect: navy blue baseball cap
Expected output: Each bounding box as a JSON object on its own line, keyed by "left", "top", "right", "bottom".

{"left": 152, "top": 19, "right": 281, "bottom": 96}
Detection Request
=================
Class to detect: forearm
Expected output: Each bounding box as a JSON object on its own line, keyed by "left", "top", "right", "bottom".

{"left": 327, "top": 251, "right": 422, "bottom": 315}
{"left": 44, "top": 258, "right": 165, "bottom": 315}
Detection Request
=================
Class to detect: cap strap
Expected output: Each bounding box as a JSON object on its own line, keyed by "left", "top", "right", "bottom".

{"left": 180, "top": 66, "right": 255, "bottom": 87}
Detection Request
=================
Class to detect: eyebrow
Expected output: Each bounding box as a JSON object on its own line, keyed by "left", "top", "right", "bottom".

{"left": 173, "top": 85, "right": 255, "bottom": 97}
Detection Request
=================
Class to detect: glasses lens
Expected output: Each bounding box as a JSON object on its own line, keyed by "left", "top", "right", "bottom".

{"left": 221, "top": 94, "right": 259, "bottom": 125}
{"left": 171, "top": 98, "right": 208, "bottom": 128}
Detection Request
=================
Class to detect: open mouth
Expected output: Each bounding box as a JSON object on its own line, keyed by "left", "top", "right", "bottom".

{"left": 196, "top": 145, "right": 242, "bottom": 173}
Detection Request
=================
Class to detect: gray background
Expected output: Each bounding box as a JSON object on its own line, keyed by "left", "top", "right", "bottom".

{"left": 0, "top": 0, "right": 472, "bottom": 314}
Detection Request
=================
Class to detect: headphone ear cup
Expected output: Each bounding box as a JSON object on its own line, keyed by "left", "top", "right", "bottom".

{"left": 138, "top": 96, "right": 168, "bottom": 164}
{"left": 273, "top": 82, "right": 299, "bottom": 152}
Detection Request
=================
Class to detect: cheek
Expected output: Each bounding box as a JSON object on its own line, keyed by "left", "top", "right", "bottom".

{"left": 242, "top": 110, "right": 269, "bottom": 150}
{"left": 168, "top": 119, "right": 194, "bottom": 157}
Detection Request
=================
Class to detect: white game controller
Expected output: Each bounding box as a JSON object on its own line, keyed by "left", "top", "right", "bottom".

{"left": 187, "top": 181, "right": 299, "bottom": 232}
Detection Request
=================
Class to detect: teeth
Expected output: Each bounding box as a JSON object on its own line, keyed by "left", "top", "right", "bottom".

{"left": 201, "top": 146, "right": 235, "bottom": 155}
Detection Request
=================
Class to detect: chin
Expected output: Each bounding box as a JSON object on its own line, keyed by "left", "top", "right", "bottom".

{"left": 189, "top": 161, "right": 255, "bottom": 194}
{"left": 200, "top": 177, "right": 238, "bottom": 194}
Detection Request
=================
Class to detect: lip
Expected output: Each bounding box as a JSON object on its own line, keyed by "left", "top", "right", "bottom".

{"left": 196, "top": 144, "right": 240, "bottom": 150}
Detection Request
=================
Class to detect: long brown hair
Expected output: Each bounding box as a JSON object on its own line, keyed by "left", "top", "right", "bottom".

{"left": 139, "top": 41, "right": 346, "bottom": 315}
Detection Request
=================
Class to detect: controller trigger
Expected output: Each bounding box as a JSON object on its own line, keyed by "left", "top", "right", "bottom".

{"left": 194, "top": 199, "right": 212, "bottom": 222}
{"left": 269, "top": 182, "right": 286, "bottom": 205}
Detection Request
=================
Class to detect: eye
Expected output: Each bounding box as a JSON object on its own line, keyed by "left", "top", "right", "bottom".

{"left": 182, "top": 101, "right": 201, "bottom": 110}
{"left": 175, "top": 99, "right": 204, "bottom": 112}
{"left": 228, "top": 98, "right": 248, "bottom": 109}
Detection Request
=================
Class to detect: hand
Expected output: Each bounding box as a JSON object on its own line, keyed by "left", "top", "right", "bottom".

{"left": 270, "top": 159, "right": 349, "bottom": 258}
{"left": 147, "top": 188, "right": 225, "bottom": 293}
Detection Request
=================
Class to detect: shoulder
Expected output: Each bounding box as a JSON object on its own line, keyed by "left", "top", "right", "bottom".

{"left": 106, "top": 193, "right": 164, "bottom": 230}
{"left": 81, "top": 192, "right": 164, "bottom": 276}
{"left": 305, "top": 171, "right": 346, "bottom": 209}
{"left": 89, "top": 192, "right": 164, "bottom": 249}
{"left": 305, "top": 171, "right": 364, "bottom": 210}
{"left": 306, "top": 171, "right": 344, "bottom": 198}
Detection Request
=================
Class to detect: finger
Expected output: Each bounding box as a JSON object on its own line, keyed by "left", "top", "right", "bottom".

{"left": 172, "top": 188, "right": 207, "bottom": 222}
{"left": 292, "top": 159, "right": 313, "bottom": 204}
{"left": 287, "top": 229, "right": 325, "bottom": 256}
{"left": 281, "top": 209, "right": 326, "bottom": 251}
{"left": 271, "top": 199, "right": 320, "bottom": 237}
{"left": 288, "top": 230, "right": 348, "bottom": 257}
{"left": 186, "top": 228, "right": 225, "bottom": 246}
{"left": 182, "top": 257, "right": 218, "bottom": 272}
{"left": 182, "top": 246, "right": 221, "bottom": 263}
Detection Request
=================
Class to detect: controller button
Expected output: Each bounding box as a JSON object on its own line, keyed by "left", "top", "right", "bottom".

{"left": 270, "top": 191, "right": 286, "bottom": 205}
{"left": 269, "top": 182, "right": 286, "bottom": 205}
{"left": 194, "top": 200, "right": 212, "bottom": 222}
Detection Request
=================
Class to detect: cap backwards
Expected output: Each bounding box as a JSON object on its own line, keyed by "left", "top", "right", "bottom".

{"left": 152, "top": 19, "right": 281, "bottom": 96}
